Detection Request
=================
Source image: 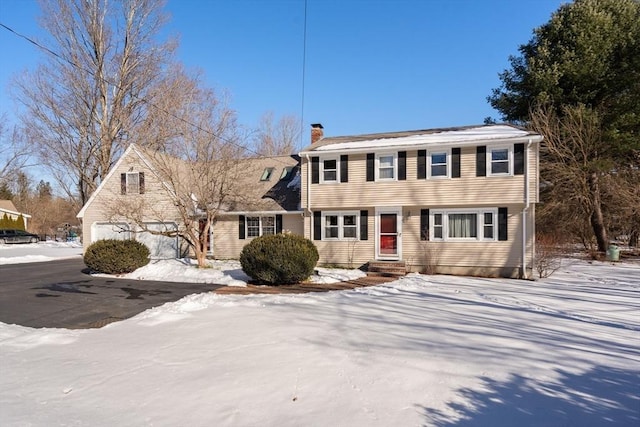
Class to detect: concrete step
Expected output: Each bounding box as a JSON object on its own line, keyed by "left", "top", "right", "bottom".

{"left": 367, "top": 261, "right": 406, "bottom": 277}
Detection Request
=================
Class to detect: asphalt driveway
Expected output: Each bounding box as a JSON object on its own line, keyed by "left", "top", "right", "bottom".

{"left": 0, "top": 258, "right": 222, "bottom": 329}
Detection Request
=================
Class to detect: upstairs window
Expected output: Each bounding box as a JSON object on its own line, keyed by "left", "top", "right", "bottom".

{"left": 261, "top": 167, "right": 275, "bottom": 181}
{"left": 488, "top": 147, "right": 511, "bottom": 175}
{"left": 280, "top": 166, "right": 294, "bottom": 180}
{"left": 322, "top": 159, "right": 338, "bottom": 182}
{"left": 121, "top": 172, "right": 144, "bottom": 195}
{"left": 377, "top": 154, "right": 396, "bottom": 180}
{"left": 429, "top": 151, "right": 449, "bottom": 178}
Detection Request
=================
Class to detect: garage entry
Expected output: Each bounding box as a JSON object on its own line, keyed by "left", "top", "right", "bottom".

{"left": 91, "top": 222, "right": 178, "bottom": 259}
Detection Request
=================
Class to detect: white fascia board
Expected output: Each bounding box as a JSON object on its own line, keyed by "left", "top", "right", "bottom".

{"left": 300, "top": 134, "right": 543, "bottom": 156}
{"left": 0, "top": 208, "right": 32, "bottom": 218}
{"left": 219, "top": 210, "right": 303, "bottom": 216}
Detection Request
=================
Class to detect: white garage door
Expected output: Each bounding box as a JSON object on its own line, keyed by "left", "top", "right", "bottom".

{"left": 92, "top": 222, "right": 131, "bottom": 241}
{"left": 136, "top": 222, "right": 178, "bottom": 259}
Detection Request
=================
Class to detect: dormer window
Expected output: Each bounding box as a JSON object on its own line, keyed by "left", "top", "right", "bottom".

{"left": 280, "top": 166, "right": 294, "bottom": 180}
{"left": 261, "top": 167, "right": 275, "bottom": 181}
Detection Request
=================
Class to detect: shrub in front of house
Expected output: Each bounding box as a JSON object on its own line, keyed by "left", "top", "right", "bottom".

{"left": 240, "top": 233, "right": 319, "bottom": 285}
{"left": 84, "top": 239, "right": 150, "bottom": 274}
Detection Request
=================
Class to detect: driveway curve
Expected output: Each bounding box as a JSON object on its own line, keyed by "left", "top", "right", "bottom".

{"left": 0, "top": 258, "right": 222, "bottom": 329}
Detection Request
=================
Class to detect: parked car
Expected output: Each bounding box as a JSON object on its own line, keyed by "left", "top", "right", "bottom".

{"left": 0, "top": 229, "right": 40, "bottom": 244}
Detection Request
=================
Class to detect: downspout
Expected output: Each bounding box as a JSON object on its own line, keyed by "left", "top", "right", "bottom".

{"left": 305, "top": 154, "right": 312, "bottom": 240}
{"left": 522, "top": 139, "right": 532, "bottom": 279}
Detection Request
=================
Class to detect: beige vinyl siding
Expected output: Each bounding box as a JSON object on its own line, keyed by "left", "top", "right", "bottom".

{"left": 213, "top": 214, "right": 304, "bottom": 259}
{"left": 402, "top": 204, "right": 534, "bottom": 277}
{"left": 303, "top": 145, "right": 539, "bottom": 210}
{"left": 312, "top": 208, "right": 375, "bottom": 268}
{"left": 81, "top": 151, "right": 181, "bottom": 252}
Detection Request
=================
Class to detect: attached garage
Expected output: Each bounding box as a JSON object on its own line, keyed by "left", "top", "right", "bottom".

{"left": 91, "top": 222, "right": 131, "bottom": 241}
{"left": 91, "top": 222, "right": 178, "bottom": 259}
{"left": 135, "top": 222, "right": 179, "bottom": 259}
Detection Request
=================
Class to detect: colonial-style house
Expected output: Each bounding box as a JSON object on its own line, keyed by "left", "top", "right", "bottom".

{"left": 77, "top": 123, "right": 542, "bottom": 278}
{"left": 300, "top": 124, "right": 542, "bottom": 278}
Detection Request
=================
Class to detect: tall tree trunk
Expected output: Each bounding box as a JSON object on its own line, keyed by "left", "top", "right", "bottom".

{"left": 588, "top": 172, "right": 608, "bottom": 252}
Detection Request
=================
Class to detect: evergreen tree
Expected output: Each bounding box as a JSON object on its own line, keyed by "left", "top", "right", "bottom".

{"left": 489, "top": 0, "right": 640, "bottom": 251}
{"left": 16, "top": 214, "right": 26, "bottom": 231}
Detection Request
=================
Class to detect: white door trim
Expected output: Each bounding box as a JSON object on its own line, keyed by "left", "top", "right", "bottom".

{"left": 375, "top": 206, "right": 402, "bottom": 260}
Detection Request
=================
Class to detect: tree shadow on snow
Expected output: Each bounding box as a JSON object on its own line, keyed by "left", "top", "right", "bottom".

{"left": 418, "top": 365, "right": 640, "bottom": 427}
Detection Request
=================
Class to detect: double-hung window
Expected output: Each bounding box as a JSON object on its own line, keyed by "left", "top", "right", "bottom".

{"left": 321, "top": 158, "right": 338, "bottom": 183}
{"left": 377, "top": 154, "right": 396, "bottom": 180}
{"left": 121, "top": 171, "right": 144, "bottom": 195}
{"left": 126, "top": 172, "right": 140, "bottom": 193}
{"left": 488, "top": 146, "right": 512, "bottom": 175}
{"left": 322, "top": 212, "right": 359, "bottom": 240}
{"left": 429, "top": 150, "right": 449, "bottom": 178}
{"left": 430, "top": 209, "right": 497, "bottom": 241}
{"left": 246, "top": 216, "right": 275, "bottom": 237}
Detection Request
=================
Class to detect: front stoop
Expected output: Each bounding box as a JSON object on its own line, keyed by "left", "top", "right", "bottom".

{"left": 367, "top": 261, "right": 407, "bottom": 277}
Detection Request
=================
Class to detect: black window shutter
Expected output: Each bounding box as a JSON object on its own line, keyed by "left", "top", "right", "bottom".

{"left": 360, "top": 210, "right": 368, "bottom": 240}
{"left": 239, "top": 215, "right": 246, "bottom": 239}
{"left": 398, "top": 151, "right": 406, "bottom": 180}
{"left": 275, "top": 214, "right": 283, "bottom": 233}
{"left": 420, "top": 209, "right": 429, "bottom": 240}
{"left": 120, "top": 173, "right": 126, "bottom": 195}
{"left": 311, "top": 157, "right": 319, "bottom": 184}
{"left": 313, "top": 211, "right": 322, "bottom": 240}
{"left": 340, "top": 155, "right": 348, "bottom": 183}
{"left": 417, "top": 150, "right": 426, "bottom": 179}
{"left": 366, "top": 153, "right": 375, "bottom": 182}
{"left": 498, "top": 207, "right": 508, "bottom": 241}
{"left": 476, "top": 146, "right": 486, "bottom": 177}
{"left": 452, "top": 148, "right": 461, "bottom": 178}
{"left": 514, "top": 143, "right": 525, "bottom": 175}
{"left": 139, "top": 172, "right": 145, "bottom": 194}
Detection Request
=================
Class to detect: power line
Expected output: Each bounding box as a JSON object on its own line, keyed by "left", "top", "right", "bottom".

{"left": 299, "top": 0, "right": 308, "bottom": 150}
{"left": 0, "top": 21, "right": 292, "bottom": 165}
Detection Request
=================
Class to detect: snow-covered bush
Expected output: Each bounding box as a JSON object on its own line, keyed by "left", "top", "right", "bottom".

{"left": 240, "top": 233, "right": 319, "bottom": 285}
{"left": 84, "top": 239, "right": 150, "bottom": 274}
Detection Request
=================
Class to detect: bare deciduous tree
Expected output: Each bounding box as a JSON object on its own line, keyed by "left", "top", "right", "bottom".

{"left": 105, "top": 86, "right": 264, "bottom": 267}
{"left": 531, "top": 103, "right": 615, "bottom": 252}
{"left": 13, "top": 0, "right": 176, "bottom": 205}
{"left": 252, "top": 112, "right": 301, "bottom": 156}
{"left": 0, "top": 116, "right": 31, "bottom": 183}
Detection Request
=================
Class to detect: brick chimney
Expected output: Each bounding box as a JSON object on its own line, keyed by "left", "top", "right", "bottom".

{"left": 311, "top": 123, "right": 324, "bottom": 144}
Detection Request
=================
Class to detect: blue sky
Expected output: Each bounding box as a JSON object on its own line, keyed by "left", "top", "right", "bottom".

{"left": 1, "top": 0, "right": 565, "bottom": 148}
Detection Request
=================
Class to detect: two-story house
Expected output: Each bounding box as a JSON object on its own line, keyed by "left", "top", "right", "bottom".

{"left": 78, "top": 123, "right": 542, "bottom": 279}
{"left": 299, "top": 124, "right": 542, "bottom": 278}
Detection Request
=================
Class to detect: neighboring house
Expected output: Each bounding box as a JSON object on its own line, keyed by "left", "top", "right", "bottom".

{"left": 299, "top": 123, "right": 542, "bottom": 278}
{"left": 77, "top": 123, "right": 542, "bottom": 278}
{"left": 76, "top": 144, "right": 301, "bottom": 259}
{"left": 0, "top": 200, "right": 31, "bottom": 229}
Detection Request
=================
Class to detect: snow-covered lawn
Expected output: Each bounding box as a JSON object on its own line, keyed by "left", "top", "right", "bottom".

{"left": 0, "top": 248, "right": 639, "bottom": 426}
{"left": 0, "top": 240, "right": 83, "bottom": 265}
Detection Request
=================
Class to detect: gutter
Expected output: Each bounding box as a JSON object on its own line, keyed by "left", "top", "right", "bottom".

{"left": 522, "top": 139, "right": 532, "bottom": 279}
{"left": 305, "top": 154, "right": 312, "bottom": 240}
{"left": 219, "top": 210, "right": 303, "bottom": 216}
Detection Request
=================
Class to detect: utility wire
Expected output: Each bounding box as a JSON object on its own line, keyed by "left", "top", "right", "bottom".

{"left": 299, "top": 0, "right": 308, "bottom": 150}
{"left": 0, "top": 21, "right": 294, "bottom": 165}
